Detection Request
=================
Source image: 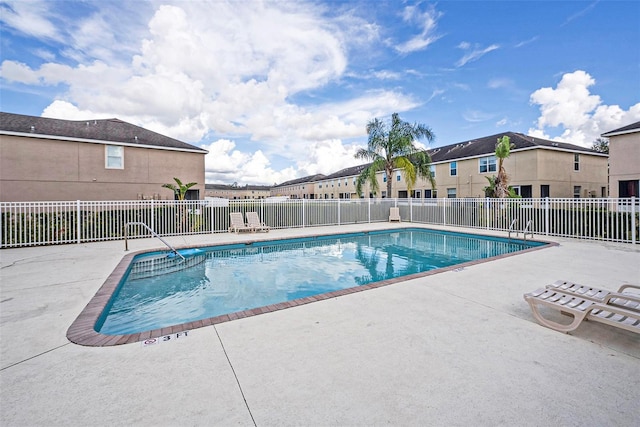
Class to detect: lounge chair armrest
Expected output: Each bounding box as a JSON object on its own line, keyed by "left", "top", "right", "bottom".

{"left": 618, "top": 283, "right": 640, "bottom": 294}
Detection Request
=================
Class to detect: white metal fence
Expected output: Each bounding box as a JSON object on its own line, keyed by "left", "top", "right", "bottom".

{"left": 1, "top": 197, "right": 637, "bottom": 248}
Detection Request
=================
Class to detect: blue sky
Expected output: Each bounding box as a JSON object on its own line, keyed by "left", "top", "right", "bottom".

{"left": 1, "top": 0, "right": 639, "bottom": 185}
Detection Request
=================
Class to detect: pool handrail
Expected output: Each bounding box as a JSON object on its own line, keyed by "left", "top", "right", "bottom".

{"left": 124, "top": 222, "right": 185, "bottom": 261}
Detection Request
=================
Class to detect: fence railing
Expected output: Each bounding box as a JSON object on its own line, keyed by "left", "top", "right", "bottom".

{"left": 1, "top": 197, "right": 637, "bottom": 248}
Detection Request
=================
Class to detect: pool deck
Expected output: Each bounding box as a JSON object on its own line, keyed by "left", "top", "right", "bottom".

{"left": 1, "top": 223, "right": 639, "bottom": 426}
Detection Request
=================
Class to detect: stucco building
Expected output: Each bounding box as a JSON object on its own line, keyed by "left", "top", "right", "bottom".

{"left": 602, "top": 121, "right": 640, "bottom": 198}
{"left": 205, "top": 183, "right": 271, "bottom": 199}
{"left": 0, "top": 112, "right": 207, "bottom": 202}
{"left": 271, "top": 174, "right": 325, "bottom": 199}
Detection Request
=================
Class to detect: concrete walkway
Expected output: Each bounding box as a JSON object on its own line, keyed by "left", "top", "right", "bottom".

{"left": 1, "top": 224, "right": 639, "bottom": 426}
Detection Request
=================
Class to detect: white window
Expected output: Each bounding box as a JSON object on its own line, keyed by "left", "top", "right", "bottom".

{"left": 396, "top": 172, "right": 401, "bottom": 181}
{"left": 383, "top": 173, "right": 387, "bottom": 182}
{"left": 105, "top": 145, "right": 123, "bottom": 169}
{"left": 479, "top": 156, "right": 497, "bottom": 173}
{"left": 447, "top": 188, "right": 456, "bottom": 198}
{"left": 450, "top": 161, "right": 457, "bottom": 176}
{"left": 574, "top": 154, "right": 580, "bottom": 171}
{"left": 430, "top": 165, "right": 436, "bottom": 178}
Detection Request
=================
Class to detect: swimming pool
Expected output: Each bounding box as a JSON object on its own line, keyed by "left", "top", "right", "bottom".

{"left": 68, "top": 227, "right": 550, "bottom": 346}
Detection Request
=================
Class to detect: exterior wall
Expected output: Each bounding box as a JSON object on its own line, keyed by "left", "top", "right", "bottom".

{"left": 608, "top": 131, "right": 640, "bottom": 198}
{"left": 314, "top": 176, "right": 359, "bottom": 199}
{"left": 272, "top": 182, "right": 317, "bottom": 199}
{"left": 0, "top": 135, "right": 205, "bottom": 201}
{"left": 205, "top": 187, "right": 270, "bottom": 199}
{"left": 535, "top": 149, "right": 608, "bottom": 198}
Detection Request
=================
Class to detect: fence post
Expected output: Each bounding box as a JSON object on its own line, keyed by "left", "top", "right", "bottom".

{"left": 368, "top": 198, "right": 371, "bottom": 223}
{"left": 544, "top": 197, "right": 549, "bottom": 236}
{"left": 443, "top": 198, "right": 447, "bottom": 226}
{"left": 337, "top": 199, "right": 340, "bottom": 226}
{"left": 150, "top": 199, "right": 155, "bottom": 234}
{"left": 302, "top": 198, "right": 306, "bottom": 228}
{"left": 76, "top": 200, "right": 81, "bottom": 244}
{"left": 485, "top": 198, "right": 490, "bottom": 230}
{"left": 409, "top": 197, "right": 413, "bottom": 222}
{"left": 632, "top": 197, "right": 637, "bottom": 244}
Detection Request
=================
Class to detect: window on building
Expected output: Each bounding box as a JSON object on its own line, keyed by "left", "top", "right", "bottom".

{"left": 396, "top": 172, "right": 401, "bottom": 181}
{"left": 479, "top": 156, "right": 496, "bottom": 173}
{"left": 520, "top": 185, "right": 532, "bottom": 198}
{"left": 383, "top": 173, "right": 387, "bottom": 182}
{"left": 619, "top": 180, "right": 639, "bottom": 197}
{"left": 381, "top": 191, "right": 387, "bottom": 198}
{"left": 574, "top": 185, "right": 581, "bottom": 198}
{"left": 105, "top": 145, "right": 123, "bottom": 169}
{"left": 601, "top": 187, "right": 607, "bottom": 197}
{"left": 413, "top": 190, "right": 421, "bottom": 198}
{"left": 447, "top": 188, "right": 456, "bottom": 198}
{"left": 574, "top": 154, "right": 580, "bottom": 171}
{"left": 430, "top": 164, "right": 436, "bottom": 178}
{"left": 450, "top": 161, "right": 457, "bottom": 176}
{"left": 540, "top": 185, "right": 550, "bottom": 198}
{"left": 425, "top": 189, "right": 432, "bottom": 198}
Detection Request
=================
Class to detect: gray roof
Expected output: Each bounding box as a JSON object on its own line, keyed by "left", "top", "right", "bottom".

{"left": 601, "top": 121, "right": 640, "bottom": 137}
{"left": 273, "top": 174, "right": 326, "bottom": 188}
{"left": 205, "top": 183, "right": 271, "bottom": 191}
{"left": 0, "top": 112, "right": 207, "bottom": 153}
{"left": 322, "top": 164, "right": 370, "bottom": 180}
{"left": 428, "top": 131, "right": 604, "bottom": 163}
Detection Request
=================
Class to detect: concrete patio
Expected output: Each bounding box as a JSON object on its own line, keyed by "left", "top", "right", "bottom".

{"left": 1, "top": 223, "right": 638, "bottom": 426}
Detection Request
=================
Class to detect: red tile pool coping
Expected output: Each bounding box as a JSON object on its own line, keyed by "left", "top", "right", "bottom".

{"left": 67, "top": 231, "right": 557, "bottom": 346}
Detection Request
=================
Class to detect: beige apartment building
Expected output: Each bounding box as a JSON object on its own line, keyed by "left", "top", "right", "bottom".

{"left": 271, "top": 174, "right": 326, "bottom": 199}
{"left": 286, "top": 132, "right": 608, "bottom": 200}
{"left": 205, "top": 183, "right": 271, "bottom": 199}
{"left": 423, "top": 132, "right": 608, "bottom": 199}
{"left": 602, "top": 121, "right": 640, "bottom": 198}
{"left": 0, "top": 112, "right": 207, "bottom": 202}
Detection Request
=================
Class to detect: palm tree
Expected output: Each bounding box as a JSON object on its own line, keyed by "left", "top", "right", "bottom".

{"left": 354, "top": 113, "right": 435, "bottom": 198}
{"left": 162, "top": 177, "right": 198, "bottom": 200}
{"left": 494, "top": 135, "right": 515, "bottom": 198}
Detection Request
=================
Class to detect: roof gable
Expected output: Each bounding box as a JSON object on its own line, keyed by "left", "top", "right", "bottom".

{"left": 0, "top": 112, "right": 207, "bottom": 153}
{"left": 601, "top": 121, "right": 640, "bottom": 137}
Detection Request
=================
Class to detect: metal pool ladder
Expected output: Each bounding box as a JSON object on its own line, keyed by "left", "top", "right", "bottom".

{"left": 509, "top": 219, "right": 534, "bottom": 241}
{"left": 124, "top": 222, "right": 185, "bottom": 261}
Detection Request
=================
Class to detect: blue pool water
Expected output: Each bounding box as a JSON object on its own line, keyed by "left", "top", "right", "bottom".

{"left": 96, "top": 228, "right": 546, "bottom": 335}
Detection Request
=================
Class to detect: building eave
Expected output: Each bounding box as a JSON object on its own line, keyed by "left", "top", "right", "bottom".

{"left": 0, "top": 130, "right": 209, "bottom": 154}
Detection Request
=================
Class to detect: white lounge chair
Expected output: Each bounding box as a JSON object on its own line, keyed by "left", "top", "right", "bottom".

{"left": 389, "top": 207, "right": 401, "bottom": 222}
{"left": 546, "top": 280, "right": 640, "bottom": 312}
{"left": 523, "top": 288, "right": 640, "bottom": 334}
{"left": 229, "top": 212, "right": 252, "bottom": 233}
{"left": 246, "top": 211, "right": 269, "bottom": 232}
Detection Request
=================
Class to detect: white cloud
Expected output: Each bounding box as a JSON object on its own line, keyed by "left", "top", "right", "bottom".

{"left": 528, "top": 70, "right": 640, "bottom": 147}
{"left": 456, "top": 43, "right": 499, "bottom": 67}
{"left": 395, "top": 4, "right": 443, "bottom": 53}
{"left": 0, "top": 0, "right": 60, "bottom": 40}
{"left": 0, "top": 1, "right": 433, "bottom": 185}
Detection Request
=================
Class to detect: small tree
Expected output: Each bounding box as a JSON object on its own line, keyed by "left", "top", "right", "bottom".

{"left": 162, "top": 177, "right": 197, "bottom": 200}
{"left": 591, "top": 137, "right": 609, "bottom": 154}
{"left": 484, "top": 136, "right": 519, "bottom": 198}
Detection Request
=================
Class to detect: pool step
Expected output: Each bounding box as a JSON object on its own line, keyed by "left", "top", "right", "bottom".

{"left": 129, "top": 253, "right": 207, "bottom": 280}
